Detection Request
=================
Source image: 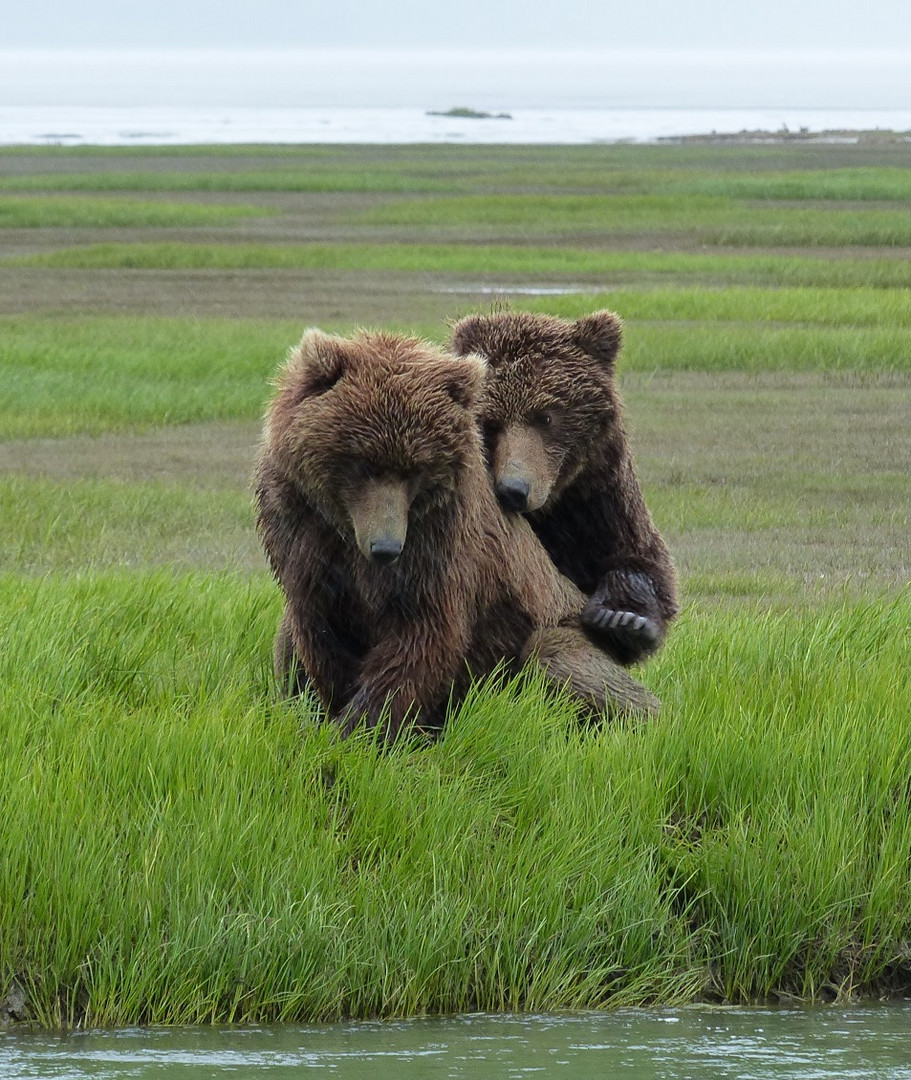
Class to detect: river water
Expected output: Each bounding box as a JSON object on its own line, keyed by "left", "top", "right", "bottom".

{"left": 2, "top": 1007, "right": 910, "bottom": 1078}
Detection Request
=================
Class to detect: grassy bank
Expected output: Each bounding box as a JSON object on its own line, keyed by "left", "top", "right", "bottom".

{"left": 1, "top": 574, "right": 909, "bottom": 1024}
{"left": 1, "top": 143, "right": 909, "bottom": 1022}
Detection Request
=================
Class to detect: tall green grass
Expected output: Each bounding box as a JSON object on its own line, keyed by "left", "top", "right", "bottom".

{"left": 0, "top": 170, "right": 450, "bottom": 194}
{"left": 663, "top": 167, "right": 911, "bottom": 200}
{"left": 1, "top": 574, "right": 908, "bottom": 1023}
{"left": 3, "top": 314, "right": 908, "bottom": 440}
{"left": 5, "top": 148, "right": 911, "bottom": 200}
{"left": 0, "top": 317, "right": 296, "bottom": 437}
{"left": 566, "top": 319, "right": 911, "bottom": 373}
{"left": 0, "top": 476, "right": 257, "bottom": 573}
{"left": 14, "top": 242, "right": 911, "bottom": 290}
{"left": 0, "top": 196, "right": 269, "bottom": 228}
{"left": 359, "top": 194, "right": 911, "bottom": 246}
{"left": 546, "top": 286, "right": 911, "bottom": 327}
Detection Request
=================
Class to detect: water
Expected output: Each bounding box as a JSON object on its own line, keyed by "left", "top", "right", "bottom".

{"left": 3, "top": 105, "right": 910, "bottom": 147}
{"left": 1, "top": 48, "right": 909, "bottom": 145}
{"left": 2, "top": 1008, "right": 911, "bottom": 1079}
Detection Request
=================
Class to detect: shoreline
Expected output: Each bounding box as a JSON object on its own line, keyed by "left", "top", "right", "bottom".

{"left": 660, "top": 127, "right": 911, "bottom": 145}
{"left": 5, "top": 984, "right": 911, "bottom": 1030}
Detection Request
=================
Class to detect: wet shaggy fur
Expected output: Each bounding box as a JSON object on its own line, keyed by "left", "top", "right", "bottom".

{"left": 255, "top": 329, "right": 658, "bottom": 741}
{"left": 451, "top": 309, "right": 679, "bottom": 665}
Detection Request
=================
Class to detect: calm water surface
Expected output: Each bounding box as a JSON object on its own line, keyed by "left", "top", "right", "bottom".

{"left": 2, "top": 48, "right": 911, "bottom": 145}
{"left": 2, "top": 1007, "right": 910, "bottom": 1079}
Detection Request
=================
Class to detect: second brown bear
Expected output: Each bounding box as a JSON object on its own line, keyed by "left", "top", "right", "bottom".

{"left": 451, "top": 309, "right": 679, "bottom": 665}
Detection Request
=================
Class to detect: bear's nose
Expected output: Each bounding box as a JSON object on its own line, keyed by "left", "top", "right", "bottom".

{"left": 369, "top": 537, "right": 403, "bottom": 564}
{"left": 496, "top": 477, "right": 531, "bottom": 513}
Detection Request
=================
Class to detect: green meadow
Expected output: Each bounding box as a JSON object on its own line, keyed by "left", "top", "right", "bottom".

{"left": 358, "top": 193, "right": 911, "bottom": 247}
{"left": 14, "top": 242, "right": 911, "bottom": 291}
{"left": 1, "top": 142, "right": 909, "bottom": 1024}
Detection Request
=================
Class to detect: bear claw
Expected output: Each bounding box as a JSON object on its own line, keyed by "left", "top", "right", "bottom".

{"left": 581, "top": 598, "right": 662, "bottom": 664}
{"left": 610, "top": 611, "right": 647, "bottom": 631}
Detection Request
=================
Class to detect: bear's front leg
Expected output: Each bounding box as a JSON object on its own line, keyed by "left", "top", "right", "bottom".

{"left": 335, "top": 619, "right": 469, "bottom": 743}
{"left": 273, "top": 606, "right": 309, "bottom": 698}
{"left": 523, "top": 624, "right": 660, "bottom": 719}
{"left": 581, "top": 569, "right": 667, "bottom": 665}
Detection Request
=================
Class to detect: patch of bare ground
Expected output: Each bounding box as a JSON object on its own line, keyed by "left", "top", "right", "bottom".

{"left": 625, "top": 372, "right": 911, "bottom": 598}
{"left": 0, "top": 420, "right": 261, "bottom": 488}
{"left": 0, "top": 267, "right": 467, "bottom": 322}
{"left": 2, "top": 375, "right": 908, "bottom": 595}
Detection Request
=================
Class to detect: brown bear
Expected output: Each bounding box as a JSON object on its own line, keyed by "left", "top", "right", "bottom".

{"left": 255, "top": 328, "right": 658, "bottom": 741}
{"left": 450, "top": 309, "right": 679, "bottom": 666}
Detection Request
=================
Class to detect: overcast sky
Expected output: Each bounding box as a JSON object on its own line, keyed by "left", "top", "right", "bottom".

{"left": 3, "top": 0, "right": 910, "bottom": 50}
{"left": 2, "top": 1, "right": 908, "bottom": 111}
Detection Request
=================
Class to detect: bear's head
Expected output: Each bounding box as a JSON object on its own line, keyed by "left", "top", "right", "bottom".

{"left": 264, "top": 328, "right": 487, "bottom": 564}
{"left": 450, "top": 310, "right": 622, "bottom": 513}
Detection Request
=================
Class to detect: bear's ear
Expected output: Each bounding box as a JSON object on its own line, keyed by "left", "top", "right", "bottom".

{"left": 441, "top": 351, "right": 488, "bottom": 409}
{"left": 571, "top": 310, "right": 623, "bottom": 368}
{"left": 449, "top": 314, "right": 491, "bottom": 360}
{"left": 291, "top": 327, "right": 346, "bottom": 397}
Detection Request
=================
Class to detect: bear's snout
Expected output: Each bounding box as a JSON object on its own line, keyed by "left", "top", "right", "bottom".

{"left": 348, "top": 477, "right": 410, "bottom": 564}
{"left": 496, "top": 476, "right": 531, "bottom": 512}
{"left": 491, "top": 425, "right": 554, "bottom": 513}
{"left": 369, "top": 537, "right": 403, "bottom": 564}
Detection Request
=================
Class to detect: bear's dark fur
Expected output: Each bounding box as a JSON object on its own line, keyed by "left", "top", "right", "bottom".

{"left": 255, "top": 328, "right": 658, "bottom": 740}
{"left": 450, "top": 309, "right": 679, "bottom": 665}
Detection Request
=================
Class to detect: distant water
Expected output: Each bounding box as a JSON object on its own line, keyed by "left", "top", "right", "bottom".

{"left": 4, "top": 105, "right": 911, "bottom": 146}
{"left": 0, "top": 48, "right": 909, "bottom": 145}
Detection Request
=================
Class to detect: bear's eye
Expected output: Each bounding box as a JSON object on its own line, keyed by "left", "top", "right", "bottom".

{"left": 531, "top": 411, "right": 552, "bottom": 428}
{"left": 483, "top": 419, "right": 503, "bottom": 439}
